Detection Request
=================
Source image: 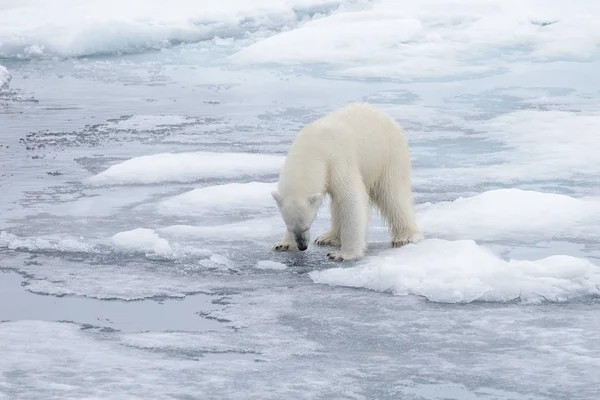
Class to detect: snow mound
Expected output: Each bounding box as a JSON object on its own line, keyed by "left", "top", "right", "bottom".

{"left": 231, "top": 0, "right": 600, "bottom": 80}
{"left": 198, "top": 254, "right": 235, "bottom": 270}
{"left": 0, "top": 64, "right": 10, "bottom": 88}
{"left": 87, "top": 152, "right": 284, "bottom": 186}
{"left": 310, "top": 239, "right": 600, "bottom": 304}
{"left": 0, "top": 0, "right": 349, "bottom": 59}
{"left": 158, "top": 182, "right": 277, "bottom": 216}
{"left": 418, "top": 189, "right": 600, "bottom": 240}
{"left": 111, "top": 228, "right": 211, "bottom": 260}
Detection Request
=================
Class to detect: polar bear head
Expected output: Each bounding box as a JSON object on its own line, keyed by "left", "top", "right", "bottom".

{"left": 272, "top": 191, "right": 324, "bottom": 251}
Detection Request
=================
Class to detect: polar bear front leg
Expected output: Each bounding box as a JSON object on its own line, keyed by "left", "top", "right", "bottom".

{"left": 326, "top": 186, "right": 368, "bottom": 262}
{"left": 273, "top": 231, "right": 299, "bottom": 251}
{"left": 314, "top": 201, "right": 341, "bottom": 246}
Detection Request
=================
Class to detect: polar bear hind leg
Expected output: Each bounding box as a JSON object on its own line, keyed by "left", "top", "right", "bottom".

{"left": 372, "top": 167, "right": 423, "bottom": 247}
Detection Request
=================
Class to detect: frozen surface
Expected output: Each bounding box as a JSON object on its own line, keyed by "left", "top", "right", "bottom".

{"left": 232, "top": 0, "right": 600, "bottom": 80}
{"left": 157, "top": 181, "right": 277, "bottom": 216}
{"left": 418, "top": 189, "right": 600, "bottom": 241}
{"left": 0, "top": 231, "right": 96, "bottom": 253}
{"left": 255, "top": 260, "right": 288, "bottom": 270}
{"left": 2, "top": 0, "right": 600, "bottom": 398}
{"left": 87, "top": 152, "right": 284, "bottom": 185}
{"left": 159, "top": 216, "right": 283, "bottom": 241}
{"left": 463, "top": 110, "right": 600, "bottom": 183}
{"left": 310, "top": 239, "right": 600, "bottom": 303}
{"left": 0, "top": 64, "right": 9, "bottom": 88}
{"left": 111, "top": 228, "right": 211, "bottom": 260}
{"left": 0, "top": 271, "right": 222, "bottom": 332}
{"left": 0, "top": 0, "right": 353, "bottom": 59}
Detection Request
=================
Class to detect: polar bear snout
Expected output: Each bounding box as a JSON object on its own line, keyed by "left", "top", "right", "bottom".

{"left": 297, "top": 242, "right": 308, "bottom": 251}
{"left": 294, "top": 230, "right": 310, "bottom": 251}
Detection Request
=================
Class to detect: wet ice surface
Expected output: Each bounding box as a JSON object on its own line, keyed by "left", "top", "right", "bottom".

{"left": 2, "top": 1, "right": 600, "bottom": 399}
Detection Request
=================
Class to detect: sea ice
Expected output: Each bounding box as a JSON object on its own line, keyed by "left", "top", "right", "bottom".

{"left": 255, "top": 260, "right": 287, "bottom": 270}
{"left": 0, "top": 0, "right": 351, "bottom": 59}
{"left": 417, "top": 188, "right": 600, "bottom": 240}
{"left": 87, "top": 151, "right": 284, "bottom": 186}
{"left": 111, "top": 228, "right": 211, "bottom": 260}
{"left": 157, "top": 181, "right": 277, "bottom": 217}
{"left": 231, "top": 0, "right": 600, "bottom": 80}
{"left": 111, "top": 228, "right": 173, "bottom": 256}
{"left": 0, "top": 64, "right": 10, "bottom": 88}
{"left": 102, "top": 115, "right": 194, "bottom": 131}
{"left": 310, "top": 238, "right": 600, "bottom": 304}
{"left": 159, "top": 216, "right": 283, "bottom": 241}
{"left": 474, "top": 110, "right": 600, "bottom": 181}
{"left": 412, "top": 109, "right": 600, "bottom": 187}
{"left": 0, "top": 231, "right": 96, "bottom": 253}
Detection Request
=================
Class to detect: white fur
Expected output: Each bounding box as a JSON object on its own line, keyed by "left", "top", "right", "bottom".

{"left": 272, "top": 102, "right": 423, "bottom": 261}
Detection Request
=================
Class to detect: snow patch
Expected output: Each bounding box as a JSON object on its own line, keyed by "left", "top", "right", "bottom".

{"left": 473, "top": 110, "right": 600, "bottom": 181}
{"left": 0, "top": 0, "right": 350, "bottom": 59}
{"left": 198, "top": 254, "right": 235, "bottom": 270}
{"left": 87, "top": 152, "right": 284, "bottom": 186}
{"left": 255, "top": 260, "right": 287, "bottom": 270}
{"left": 418, "top": 189, "right": 600, "bottom": 240}
{"left": 310, "top": 239, "right": 600, "bottom": 304}
{"left": 231, "top": 0, "right": 600, "bottom": 80}
{"left": 157, "top": 182, "right": 277, "bottom": 216}
{"left": 111, "top": 228, "right": 211, "bottom": 260}
{"left": 413, "top": 109, "right": 600, "bottom": 188}
{"left": 0, "top": 231, "right": 96, "bottom": 253}
{"left": 159, "top": 216, "right": 282, "bottom": 241}
{"left": 0, "top": 64, "right": 10, "bottom": 88}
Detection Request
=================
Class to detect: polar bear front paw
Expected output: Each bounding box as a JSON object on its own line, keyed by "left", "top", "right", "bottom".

{"left": 314, "top": 231, "right": 340, "bottom": 246}
{"left": 327, "top": 250, "right": 363, "bottom": 262}
{"left": 272, "top": 241, "right": 298, "bottom": 251}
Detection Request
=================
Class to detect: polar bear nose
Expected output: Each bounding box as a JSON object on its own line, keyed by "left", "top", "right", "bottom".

{"left": 294, "top": 232, "right": 309, "bottom": 251}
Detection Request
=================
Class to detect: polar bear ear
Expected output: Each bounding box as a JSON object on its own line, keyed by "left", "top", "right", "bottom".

{"left": 271, "top": 190, "right": 283, "bottom": 205}
{"left": 308, "top": 193, "right": 324, "bottom": 207}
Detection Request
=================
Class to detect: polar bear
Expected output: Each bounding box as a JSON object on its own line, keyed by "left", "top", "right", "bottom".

{"left": 271, "top": 102, "right": 422, "bottom": 261}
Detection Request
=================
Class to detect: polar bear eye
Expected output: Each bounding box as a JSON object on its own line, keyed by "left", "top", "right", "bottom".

{"left": 293, "top": 226, "right": 309, "bottom": 234}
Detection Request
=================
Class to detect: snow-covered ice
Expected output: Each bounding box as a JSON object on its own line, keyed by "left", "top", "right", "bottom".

{"left": 417, "top": 188, "right": 600, "bottom": 241}
{"left": 159, "top": 216, "right": 283, "bottom": 241}
{"left": 0, "top": 0, "right": 353, "bottom": 59}
{"left": 2, "top": 0, "right": 600, "bottom": 398}
{"left": 471, "top": 110, "right": 600, "bottom": 182}
{"left": 0, "top": 64, "right": 9, "bottom": 88}
{"left": 157, "top": 181, "right": 277, "bottom": 216}
{"left": 87, "top": 151, "right": 284, "bottom": 185}
{"left": 231, "top": 0, "right": 600, "bottom": 80}
{"left": 112, "top": 228, "right": 171, "bottom": 254}
{"left": 255, "top": 260, "right": 288, "bottom": 270}
{"left": 0, "top": 231, "right": 96, "bottom": 253}
{"left": 310, "top": 239, "right": 600, "bottom": 304}
{"left": 111, "top": 228, "right": 211, "bottom": 260}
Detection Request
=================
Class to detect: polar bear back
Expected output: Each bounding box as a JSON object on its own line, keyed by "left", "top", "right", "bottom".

{"left": 288, "top": 102, "right": 411, "bottom": 190}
